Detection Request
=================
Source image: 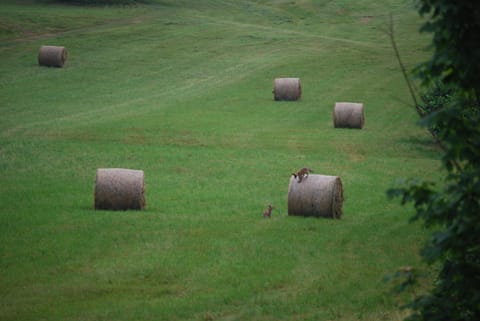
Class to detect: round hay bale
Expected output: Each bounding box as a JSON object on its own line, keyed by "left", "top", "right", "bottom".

{"left": 333, "top": 102, "right": 365, "bottom": 129}
{"left": 273, "top": 78, "right": 302, "bottom": 101}
{"left": 94, "top": 168, "right": 145, "bottom": 211}
{"left": 38, "top": 45, "right": 67, "bottom": 67}
{"left": 287, "top": 174, "right": 343, "bottom": 218}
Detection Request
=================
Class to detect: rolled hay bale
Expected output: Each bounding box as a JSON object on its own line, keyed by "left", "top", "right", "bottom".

{"left": 333, "top": 102, "right": 365, "bottom": 129}
{"left": 38, "top": 45, "right": 67, "bottom": 67}
{"left": 94, "top": 168, "right": 145, "bottom": 211}
{"left": 287, "top": 174, "right": 343, "bottom": 218}
{"left": 273, "top": 77, "right": 302, "bottom": 101}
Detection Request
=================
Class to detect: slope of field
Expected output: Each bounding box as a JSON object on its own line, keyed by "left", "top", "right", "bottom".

{"left": 0, "top": 1, "right": 437, "bottom": 320}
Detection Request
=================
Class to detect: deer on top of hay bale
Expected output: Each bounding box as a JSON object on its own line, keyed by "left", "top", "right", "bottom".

{"left": 292, "top": 167, "right": 313, "bottom": 183}
{"left": 263, "top": 204, "right": 274, "bottom": 218}
{"left": 287, "top": 174, "right": 343, "bottom": 219}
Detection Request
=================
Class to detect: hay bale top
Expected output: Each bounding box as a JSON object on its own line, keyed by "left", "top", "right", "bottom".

{"left": 336, "top": 102, "right": 363, "bottom": 108}
{"left": 97, "top": 168, "right": 143, "bottom": 175}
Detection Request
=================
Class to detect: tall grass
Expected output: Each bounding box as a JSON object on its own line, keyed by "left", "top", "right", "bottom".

{"left": 1, "top": 0, "right": 436, "bottom": 320}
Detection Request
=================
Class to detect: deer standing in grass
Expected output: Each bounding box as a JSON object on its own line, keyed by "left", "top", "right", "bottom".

{"left": 292, "top": 167, "right": 313, "bottom": 183}
{"left": 263, "top": 204, "right": 274, "bottom": 218}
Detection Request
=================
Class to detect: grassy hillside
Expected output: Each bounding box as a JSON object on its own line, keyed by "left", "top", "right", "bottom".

{"left": 0, "top": 1, "right": 437, "bottom": 320}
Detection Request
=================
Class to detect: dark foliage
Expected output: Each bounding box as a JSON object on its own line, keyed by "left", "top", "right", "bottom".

{"left": 414, "top": 0, "right": 480, "bottom": 98}
{"left": 417, "top": 81, "right": 454, "bottom": 136}
{"left": 388, "top": 1, "right": 480, "bottom": 321}
{"left": 418, "top": 81, "right": 454, "bottom": 117}
{"left": 389, "top": 100, "right": 480, "bottom": 321}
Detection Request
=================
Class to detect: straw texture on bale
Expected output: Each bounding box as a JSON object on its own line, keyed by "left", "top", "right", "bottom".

{"left": 333, "top": 102, "right": 365, "bottom": 129}
{"left": 288, "top": 174, "right": 343, "bottom": 218}
{"left": 94, "top": 168, "right": 145, "bottom": 210}
{"left": 38, "top": 45, "right": 67, "bottom": 67}
{"left": 273, "top": 78, "right": 302, "bottom": 101}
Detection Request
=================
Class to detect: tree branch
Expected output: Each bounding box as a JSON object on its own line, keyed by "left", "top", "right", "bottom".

{"left": 385, "top": 13, "right": 463, "bottom": 173}
{"left": 385, "top": 14, "right": 422, "bottom": 116}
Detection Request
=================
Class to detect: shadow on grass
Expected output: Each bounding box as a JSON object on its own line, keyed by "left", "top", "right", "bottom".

{"left": 397, "top": 135, "right": 441, "bottom": 159}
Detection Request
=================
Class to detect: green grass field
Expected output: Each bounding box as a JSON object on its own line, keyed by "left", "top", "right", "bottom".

{"left": 1, "top": 1, "right": 439, "bottom": 320}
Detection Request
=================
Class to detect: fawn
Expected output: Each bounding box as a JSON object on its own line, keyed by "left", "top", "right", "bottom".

{"left": 263, "top": 204, "right": 274, "bottom": 218}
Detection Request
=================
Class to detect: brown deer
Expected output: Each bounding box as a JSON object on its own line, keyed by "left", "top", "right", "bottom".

{"left": 292, "top": 167, "right": 313, "bottom": 183}
{"left": 263, "top": 204, "right": 274, "bottom": 218}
